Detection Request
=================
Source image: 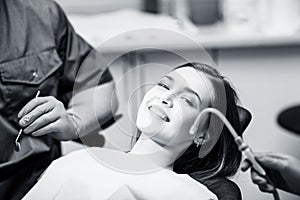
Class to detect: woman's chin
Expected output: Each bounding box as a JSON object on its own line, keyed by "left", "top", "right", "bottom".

{"left": 136, "top": 112, "right": 166, "bottom": 136}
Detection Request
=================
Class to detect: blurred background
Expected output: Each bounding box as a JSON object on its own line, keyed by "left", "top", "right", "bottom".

{"left": 55, "top": 0, "right": 300, "bottom": 200}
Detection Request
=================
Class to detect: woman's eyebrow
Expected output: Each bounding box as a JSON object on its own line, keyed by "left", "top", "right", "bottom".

{"left": 183, "top": 87, "right": 202, "bottom": 103}
{"left": 161, "top": 75, "right": 174, "bottom": 82}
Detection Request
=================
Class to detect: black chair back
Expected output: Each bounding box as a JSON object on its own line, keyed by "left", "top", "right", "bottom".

{"left": 237, "top": 106, "right": 252, "bottom": 134}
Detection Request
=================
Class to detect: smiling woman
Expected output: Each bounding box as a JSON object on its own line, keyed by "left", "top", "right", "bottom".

{"left": 23, "top": 62, "right": 242, "bottom": 200}
{"left": 136, "top": 66, "right": 213, "bottom": 148}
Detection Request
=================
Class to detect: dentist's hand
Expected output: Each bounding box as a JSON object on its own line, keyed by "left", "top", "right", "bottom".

{"left": 18, "top": 96, "right": 78, "bottom": 141}
{"left": 241, "top": 152, "right": 300, "bottom": 195}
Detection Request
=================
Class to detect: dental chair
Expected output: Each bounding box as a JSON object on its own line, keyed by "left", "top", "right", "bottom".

{"left": 197, "top": 106, "right": 252, "bottom": 200}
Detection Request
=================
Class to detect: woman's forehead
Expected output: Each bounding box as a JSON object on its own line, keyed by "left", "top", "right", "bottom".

{"left": 167, "top": 67, "right": 213, "bottom": 102}
{"left": 167, "top": 68, "right": 209, "bottom": 88}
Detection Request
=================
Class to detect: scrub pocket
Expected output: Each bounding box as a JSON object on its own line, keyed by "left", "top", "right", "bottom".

{"left": 0, "top": 48, "right": 63, "bottom": 117}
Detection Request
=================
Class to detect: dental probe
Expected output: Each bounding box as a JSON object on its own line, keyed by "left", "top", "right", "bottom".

{"left": 15, "top": 90, "right": 40, "bottom": 152}
{"left": 189, "top": 107, "right": 280, "bottom": 200}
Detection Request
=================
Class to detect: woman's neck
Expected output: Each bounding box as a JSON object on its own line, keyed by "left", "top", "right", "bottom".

{"left": 130, "top": 133, "right": 183, "bottom": 170}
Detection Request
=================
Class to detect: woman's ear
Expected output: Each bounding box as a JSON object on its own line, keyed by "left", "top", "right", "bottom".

{"left": 193, "top": 132, "right": 206, "bottom": 147}
{"left": 196, "top": 131, "right": 218, "bottom": 158}
{"left": 196, "top": 113, "right": 210, "bottom": 133}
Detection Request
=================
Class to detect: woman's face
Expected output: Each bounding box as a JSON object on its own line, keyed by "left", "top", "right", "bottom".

{"left": 136, "top": 67, "right": 214, "bottom": 147}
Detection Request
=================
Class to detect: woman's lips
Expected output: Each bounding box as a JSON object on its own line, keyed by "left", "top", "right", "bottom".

{"left": 148, "top": 105, "right": 170, "bottom": 122}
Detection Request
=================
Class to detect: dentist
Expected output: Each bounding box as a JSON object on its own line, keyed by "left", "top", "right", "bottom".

{"left": 0, "top": 0, "right": 117, "bottom": 199}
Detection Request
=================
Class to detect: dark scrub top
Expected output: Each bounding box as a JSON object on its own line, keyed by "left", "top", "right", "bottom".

{"left": 0, "top": 0, "right": 112, "bottom": 199}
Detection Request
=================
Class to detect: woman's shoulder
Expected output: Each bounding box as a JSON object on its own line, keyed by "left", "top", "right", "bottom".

{"left": 127, "top": 171, "right": 218, "bottom": 200}
{"left": 52, "top": 147, "right": 121, "bottom": 167}
{"left": 164, "top": 172, "right": 219, "bottom": 200}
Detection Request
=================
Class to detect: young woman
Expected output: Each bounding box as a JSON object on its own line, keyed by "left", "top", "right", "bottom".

{"left": 23, "top": 62, "right": 242, "bottom": 200}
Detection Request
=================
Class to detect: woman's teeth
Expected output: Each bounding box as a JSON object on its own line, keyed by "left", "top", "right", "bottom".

{"left": 148, "top": 106, "right": 170, "bottom": 122}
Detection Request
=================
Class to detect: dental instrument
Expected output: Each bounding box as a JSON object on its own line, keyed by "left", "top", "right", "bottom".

{"left": 15, "top": 90, "right": 40, "bottom": 152}
{"left": 189, "top": 107, "right": 280, "bottom": 200}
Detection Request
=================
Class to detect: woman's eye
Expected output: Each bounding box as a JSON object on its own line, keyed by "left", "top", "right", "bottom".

{"left": 158, "top": 82, "right": 170, "bottom": 90}
{"left": 181, "top": 96, "right": 193, "bottom": 107}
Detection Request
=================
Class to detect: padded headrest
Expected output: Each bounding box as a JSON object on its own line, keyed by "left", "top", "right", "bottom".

{"left": 237, "top": 106, "right": 252, "bottom": 135}
{"left": 277, "top": 105, "right": 300, "bottom": 135}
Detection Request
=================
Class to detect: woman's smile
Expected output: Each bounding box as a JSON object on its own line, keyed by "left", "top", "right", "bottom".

{"left": 148, "top": 104, "right": 170, "bottom": 122}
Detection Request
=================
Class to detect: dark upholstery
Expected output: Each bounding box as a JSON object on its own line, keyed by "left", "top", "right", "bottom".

{"left": 237, "top": 106, "right": 252, "bottom": 134}
{"left": 202, "top": 178, "right": 242, "bottom": 200}
{"left": 277, "top": 105, "right": 300, "bottom": 134}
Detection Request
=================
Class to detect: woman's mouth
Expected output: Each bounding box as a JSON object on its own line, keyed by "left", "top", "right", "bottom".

{"left": 148, "top": 105, "right": 170, "bottom": 122}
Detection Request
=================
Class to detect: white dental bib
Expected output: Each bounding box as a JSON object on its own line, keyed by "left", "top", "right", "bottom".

{"left": 23, "top": 148, "right": 218, "bottom": 200}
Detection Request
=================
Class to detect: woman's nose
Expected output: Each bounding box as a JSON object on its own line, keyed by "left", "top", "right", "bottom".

{"left": 160, "top": 92, "right": 174, "bottom": 108}
{"left": 161, "top": 99, "right": 173, "bottom": 108}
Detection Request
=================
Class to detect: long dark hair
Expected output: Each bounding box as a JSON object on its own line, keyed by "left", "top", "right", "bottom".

{"left": 173, "top": 62, "right": 242, "bottom": 181}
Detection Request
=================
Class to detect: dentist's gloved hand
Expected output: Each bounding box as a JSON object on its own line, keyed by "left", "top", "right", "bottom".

{"left": 18, "top": 96, "right": 79, "bottom": 141}
{"left": 241, "top": 152, "right": 300, "bottom": 196}
{"left": 17, "top": 83, "right": 117, "bottom": 142}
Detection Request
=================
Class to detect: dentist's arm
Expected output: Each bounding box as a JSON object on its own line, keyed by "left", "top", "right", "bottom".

{"left": 67, "top": 81, "right": 118, "bottom": 139}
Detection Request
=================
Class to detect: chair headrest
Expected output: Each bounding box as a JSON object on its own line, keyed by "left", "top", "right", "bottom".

{"left": 237, "top": 106, "right": 252, "bottom": 135}
{"left": 277, "top": 105, "right": 300, "bottom": 135}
